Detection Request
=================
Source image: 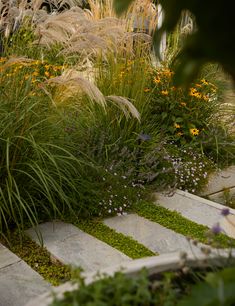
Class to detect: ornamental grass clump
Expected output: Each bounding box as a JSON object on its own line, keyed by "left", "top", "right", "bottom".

{"left": 0, "top": 55, "right": 139, "bottom": 236}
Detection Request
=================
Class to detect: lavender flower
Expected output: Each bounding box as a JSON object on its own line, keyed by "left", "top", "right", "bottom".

{"left": 221, "top": 208, "right": 230, "bottom": 216}
{"left": 138, "top": 133, "right": 151, "bottom": 141}
{"left": 211, "top": 223, "right": 222, "bottom": 235}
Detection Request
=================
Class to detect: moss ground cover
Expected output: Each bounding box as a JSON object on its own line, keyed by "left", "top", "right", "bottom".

{"left": 0, "top": 233, "right": 71, "bottom": 286}
{"left": 134, "top": 201, "right": 235, "bottom": 248}
{"left": 75, "top": 219, "right": 155, "bottom": 259}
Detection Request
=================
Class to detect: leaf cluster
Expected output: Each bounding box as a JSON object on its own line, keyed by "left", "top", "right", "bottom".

{"left": 114, "top": 0, "right": 235, "bottom": 85}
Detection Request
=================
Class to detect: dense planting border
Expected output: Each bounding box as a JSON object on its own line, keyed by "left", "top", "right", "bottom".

{"left": 0, "top": 234, "right": 71, "bottom": 286}
{"left": 134, "top": 201, "right": 235, "bottom": 248}
{"left": 75, "top": 219, "right": 155, "bottom": 259}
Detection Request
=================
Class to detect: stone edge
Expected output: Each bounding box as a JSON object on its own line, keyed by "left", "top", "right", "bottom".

{"left": 25, "top": 250, "right": 235, "bottom": 306}
{"left": 172, "top": 189, "right": 235, "bottom": 215}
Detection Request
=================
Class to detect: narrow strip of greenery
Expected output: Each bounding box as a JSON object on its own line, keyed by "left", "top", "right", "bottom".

{"left": 0, "top": 233, "right": 71, "bottom": 286}
{"left": 134, "top": 201, "right": 235, "bottom": 248}
{"left": 75, "top": 219, "right": 155, "bottom": 259}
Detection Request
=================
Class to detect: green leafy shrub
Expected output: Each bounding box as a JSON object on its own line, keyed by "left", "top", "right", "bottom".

{"left": 50, "top": 266, "right": 235, "bottom": 306}
{"left": 178, "top": 267, "right": 235, "bottom": 306}
{"left": 50, "top": 269, "right": 180, "bottom": 306}
{"left": 147, "top": 67, "right": 219, "bottom": 144}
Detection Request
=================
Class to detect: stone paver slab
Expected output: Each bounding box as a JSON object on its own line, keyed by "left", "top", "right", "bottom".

{"left": 208, "top": 187, "right": 235, "bottom": 205}
{"left": 26, "top": 221, "right": 131, "bottom": 272}
{"left": 154, "top": 189, "right": 235, "bottom": 228}
{"left": 0, "top": 253, "right": 51, "bottom": 306}
{"left": 0, "top": 243, "right": 20, "bottom": 269}
{"left": 201, "top": 166, "right": 235, "bottom": 196}
{"left": 104, "top": 214, "right": 201, "bottom": 255}
{"left": 220, "top": 215, "right": 235, "bottom": 239}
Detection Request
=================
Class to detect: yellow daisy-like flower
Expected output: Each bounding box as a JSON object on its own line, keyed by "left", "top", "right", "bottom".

{"left": 201, "top": 78, "right": 209, "bottom": 85}
{"left": 44, "top": 64, "right": 50, "bottom": 70}
{"left": 153, "top": 76, "right": 161, "bottom": 84}
{"left": 174, "top": 123, "right": 181, "bottom": 129}
{"left": 162, "top": 69, "right": 173, "bottom": 77}
{"left": 190, "top": 128, "right": 199, "bottom": 136}
{"left": 189, "top": 87, "right": 197, "bottom": 96}
{"left": 161, "top": 90, "right": 169, "bottom": 96}
{"left": 44, "top": 71, "right": 50, "bottom": 77}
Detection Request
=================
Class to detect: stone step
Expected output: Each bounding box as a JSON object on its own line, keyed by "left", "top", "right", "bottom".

{"left": 0, "top": 243, "right": 51, "bottom": 306}
{"left": 208, "top": 187, "right": 235, "bottom": 205}
{"left": 26, "top": 221, "right": 131, "bottom": 273}
{"left": 104, "top": 214, "right": 203, "bottom": 255}
{"left": 154, "top": 189, "right": 235, "bottom": 238}
{"left": 200, "top": 166, "right": 235, "bottom": 196}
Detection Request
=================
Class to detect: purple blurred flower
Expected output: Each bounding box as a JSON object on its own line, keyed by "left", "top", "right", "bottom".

{"left": 138, "top": 133, "right": 151, "bottom": 141}
{"left": 221, "top": 208, "right": 230, "bottom": 216}
{"left": 211, "top": 223, "right": 222, "bottom": 235}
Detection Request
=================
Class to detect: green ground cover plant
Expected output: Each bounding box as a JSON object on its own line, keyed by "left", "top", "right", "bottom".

{"left": 134, "top": 201, "right": 235, "bottom": 248}
{"left": 50, "top": 265, "right": 235, "bottom": 306}
{"left": 0, "top": 233, "right": 71, "bottom": 286}
{"left": 75, "top": 218, "right": 155, "bottom": 258}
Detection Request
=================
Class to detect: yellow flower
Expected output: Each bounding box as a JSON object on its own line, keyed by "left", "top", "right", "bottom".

{"left": 44, "top": 71, "right": 50, "bottom": 77}
{"left": 195, "top": 93, "right": 202, "bottom": 99}
{"left": 144, "top": 88, "right": 150, "bottom": 92}
{"left": 174, "top": 123, "right": 181, "bottom": 129}
{"left": 177, "top": 131, "right": 183, "bottom": 136}
{"left": 203, "top": 95, "right": 209, "bottom": 101}
{"left": 153, "top": 76, "right": 161, "bottom": 84}
{"left": 161, "top": 90, "right": 169, "bottom": 96}
{"left": 189, "top": 87, "right": 202, "bottom": 98}
{"left": 162, "top": 69, "right": 173, "bottom": 77}
{"left": 201, "top": 79, "right": 209, "bottom": 85}
{"left": 189, "top": 87, "right": 197, "bottom": 95}
{"left": 190, "top": 128, "right": 199, "bottom": 136}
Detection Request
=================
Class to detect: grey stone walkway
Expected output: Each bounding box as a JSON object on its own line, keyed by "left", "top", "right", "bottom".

{"left": 0, "top": 243, "right": 51, "bottom": 306}
{"left": 104, "top": 214, "right": 202, "bottom": 255}
{"left": 26, "top": 221, "right": 131, "bottom": 272}
{"left": 154, "top": 189, "right": 235, "bottom": 238}
{"left": 200, "top": 166, "right": 235, "bottom": 200}
{"left": 154, "top": 189, "right": 228, "bottom": 228}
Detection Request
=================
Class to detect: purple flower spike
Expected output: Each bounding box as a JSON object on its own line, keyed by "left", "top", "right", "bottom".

{"left": 212, "top": 223, "right": 222, "bottom": 235}
{"left": 221, "top": 208, "right": 230, "bottom": 216}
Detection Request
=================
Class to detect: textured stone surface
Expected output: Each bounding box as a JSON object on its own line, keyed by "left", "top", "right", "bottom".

{"left": 201, "top": 166, "right": 235, "bottom": 196}
{"left": 0, "top": 248, "right": 50, "bottom": 306}
{"left": 26, "top": 221, "right": 130, "bottom": 272}
{"left": 154, "top": 190, "right": 224, "bottom": 228}
{"left": 208, "top": 187, "right": 235, "bottom": 205}
{"left": 104, "top": 214, "right": 201, "bottom": 254}
{"left": 26, "top": 251, "right": 227, "bottom": 306}
{"left": 0, "top": 243, "right": 20, "bottom": 269}
{"left": 220, "top": 214, "right": 235, "bottom": 239}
